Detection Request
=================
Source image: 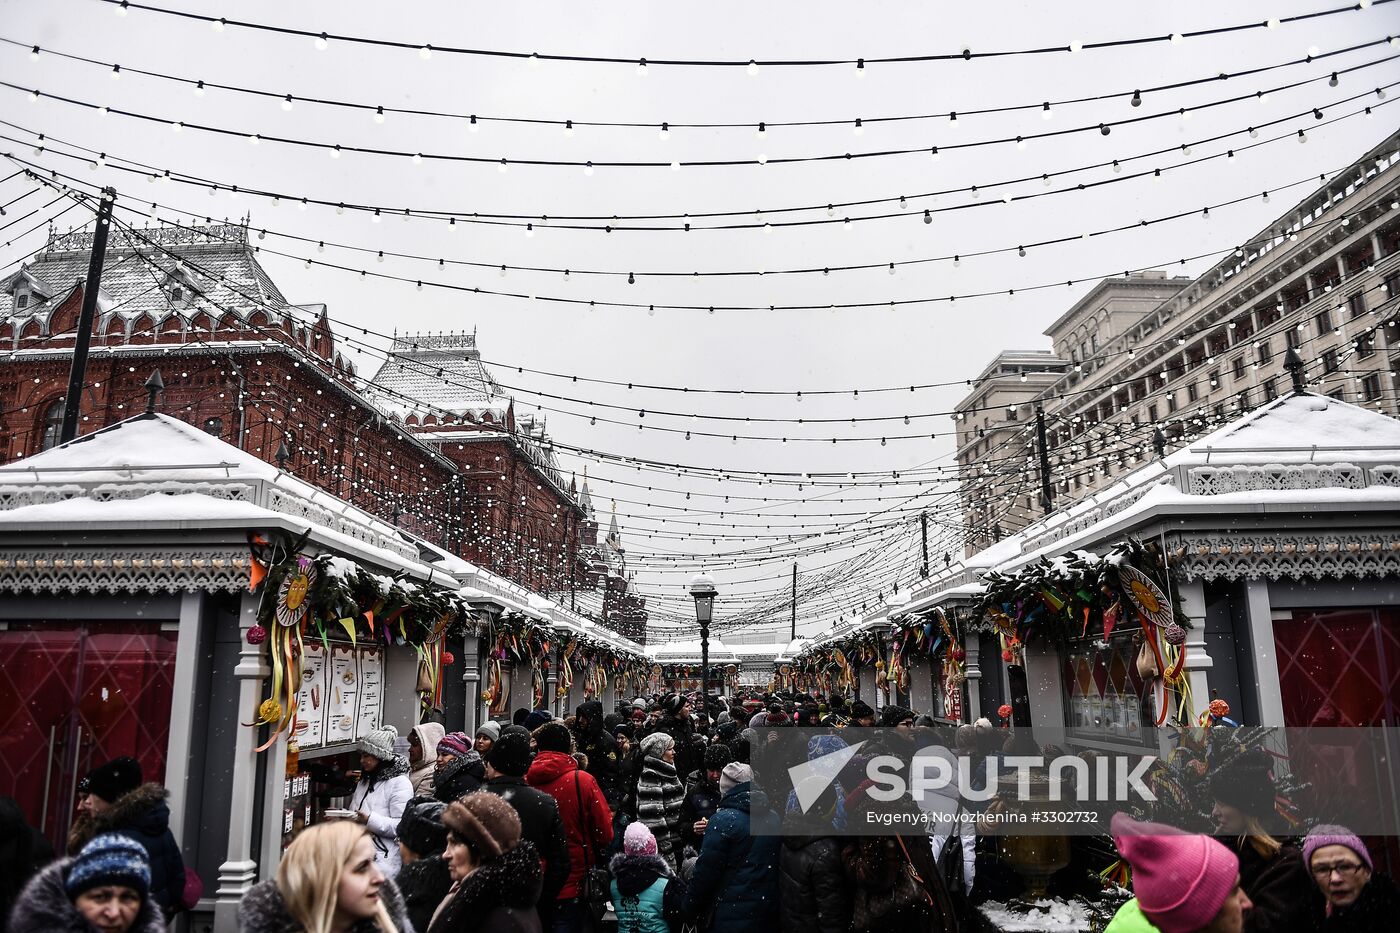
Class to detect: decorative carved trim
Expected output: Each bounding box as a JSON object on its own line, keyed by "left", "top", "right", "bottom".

{"left": 1170, "top": 532, "right": 1400, "bottom": 582}
{"left": 1021, "top": 478, "right": 1174, "bottom": 554}
{"left": 1369, "top": 465, "right": 1400, "bottom": 487}
{"left": 0, "top": 482, "right": 255, "bottom": 511}
{"left": 263, "top": 487, "right": 416, "bottom": 559}
{"left": 1188, "top": 463, "right": 1365, "bottom": 495}
{"left": 0, "top": 547, "right": 249, "bottom": 592}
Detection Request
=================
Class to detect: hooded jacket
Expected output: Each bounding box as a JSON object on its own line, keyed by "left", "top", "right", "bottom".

{"left": 678, "top": 770, "right": 722, "bottom": 854}
{"left": 237, "top": 875, "right": 412, "bottom": 933}
{"left": 779, "top": 836, "right": 852, "bottom": 933}
{"left": 8, "top": 858, "right": 169, "bottom": 933}
{"left": 66, "top": 782, "right": 185, "bottom": 917}
{"left": 572, "top": 700, "right": 624, "bottom": 806}
{"left": 683, "top": 783, "right": 782, "bottom": 933}
{"left": 524, "top": 749, "right": 614, "bottom": 900}
{"left": 351, "top": 755, "right": 413, "bottom": 876}
{"left": 481, "top": 775, "right": 572, "bottom": 907}
{"left": 609, "top": 850, "right": 688, "bottom": 933}
{"left": 427, "top": 840, "right": 543, "bottom": 933}
{"left": 409, "top": 722, "right": 446, "bottom": 797}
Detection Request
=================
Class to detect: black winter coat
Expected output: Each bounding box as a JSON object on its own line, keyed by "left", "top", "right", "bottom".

{"left": 1318, "top": 871, "right": 1400, "bottom": 933}
{"left": 237, "top": 875, "right": 413, "bottom": 933}
{"left": 427, "top": 840, "right": 543, "bottom": 933}
{"left": 433, "top": 754, "right": 485, "bottom": 803}
{"left": 482, "top": 775, "right": 572, "bottom": 906}
{"left": 1231, "top": 838, "right": 1325, "bottom": 933}
{"left": 573, "top": 701, "right": 624, "bottom": 806}
{"left": 395, "top": 854, "right": 452, "bottom": 933}
{"left": 67, "top": 782, "right": 185, "bottom": 918}
{"left": 779, "top": 836, "right": 852, "bottom": 933}
{"left": 9, "top": 858, "right": 168, "bottom": 933}
{"left": 678, "top": 771, "right": 722, "bottom": 853}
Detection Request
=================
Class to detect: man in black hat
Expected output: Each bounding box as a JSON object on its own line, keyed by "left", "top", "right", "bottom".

{"left": 481, "top": 725, "right": 571, "bottom": 925}
{"left": 394, "top": 797, "right": 451, "bottom": 933}
{"left": 70, "top": 756, "right": 186, "bottom": 919}
{"left": 849, "top": 699, "right": 876, "bottom": 727}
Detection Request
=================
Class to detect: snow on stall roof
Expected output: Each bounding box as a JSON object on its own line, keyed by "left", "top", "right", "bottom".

{"left": 1177, "top": 392, "right": 1400, "bottom": 462}
{"left": 0, "top": 491, "right": 276, "bottom": 525}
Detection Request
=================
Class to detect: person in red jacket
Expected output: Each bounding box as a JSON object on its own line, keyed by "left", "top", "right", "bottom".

{"left": 527, "top": 722, "right": 615, "bottom": 933}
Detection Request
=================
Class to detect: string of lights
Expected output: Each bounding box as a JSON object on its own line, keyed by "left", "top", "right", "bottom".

{"left": 100, "top": 0, "right": 1390, "bottom": 69}
{"left": 10, "top": 74, "right": 1392, "bottom": 235}
{"left": 12, "top": 61, "right": 1397, "bottom": 179}
{"left": 8, "top": 32, "right": 1391, "bottom": 137}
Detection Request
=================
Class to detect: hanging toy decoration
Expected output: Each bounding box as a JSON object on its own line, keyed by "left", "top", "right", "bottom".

{"left": 1163, "top": 622, "right": 1187, "bottom": 645}
{"left": 441, "top": 650, "right": 455, "bottom": 666}
{"left": 246, "top": 624, "right": 267, "bottom": 645}
{"left": 997, "top": 703, "right": 1014, "bottom": 723}
{"left": 1118, "top": 565, "right": 1173, "bottom": 628}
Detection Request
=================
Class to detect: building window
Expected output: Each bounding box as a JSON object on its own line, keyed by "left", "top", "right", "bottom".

{"left": 1349, "top": 292, "right": 1367, "bottom": 320}
{"left": 1264, "top": 377, "right": 1279, "bottom": 400}
{"left": 1208, "top": 370, "right": 1220, "bottom": 390}
{"left": 1006, "top": 406, "right": 1018, "bottom": 421}
{"left": 1286, "top": 328, "right": 1301, "bottom": 349}
{"left": 170, "top": 286, "right": 184, "bottom": 303}
{"left": 1358, "top": 337, "right": 1375, "bottom": 360}
{"left": 1232, "top": 356, "right": 1246, "bottom": 379}
{"left": 15, "top": 294, "right": 28, "bottom": 310}
{"left": 1166, "top": 392, "right": 1178, "bottom": 414}
{"left": 1322, "top": 349, "right": 1340, "bottom": 374}
{"left": 1315, "top": 309, "right": 1333, "bottom": 335}
{"left": 40, "top": 398, "right": 65, "bottom": 451}
{"left": 1147, "top": 404, "right": 1158, "bottom": 423}
{"left": 1186, "top": 381, "right": 1199, "bottom": 402}
{"left": 1384, "top": 272, "right": 1400, "bottom": 298}
{"left": 202, "top": 417, "right": 223, "bottom": 437}
{"left": 1257, "top": 340, "right": 1273, "bottom": 366}
{"left": 1363, "top": 373, "right": 1382, "bottom": 401}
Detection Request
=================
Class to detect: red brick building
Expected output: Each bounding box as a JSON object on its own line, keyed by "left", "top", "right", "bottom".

{"left": 0, "top": 220, "right": 646, "bottom": 630}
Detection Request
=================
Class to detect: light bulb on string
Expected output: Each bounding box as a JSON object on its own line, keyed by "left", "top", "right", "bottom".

{"left": 1042, "top": 174, "right": 1052, "bottom": 186}
{"left": 563, "top": 120, "right": 574, "bottom": 138}
{"left": 469, "top": 115, "right": 479, "bottom": 132}
{"left": 1069, "top": 39, "right": 1082, "bottom": 52}
{"left": 658, "top": 122, "right": 670, "bottom": 141}
{"left": 280, "top": 94, "right": 294, "bottom": 111}
{"left": 115, "top": 1, "right": 128, "bottom": 15}
{"left": 419, "top": 45, "right": 432, "bottom": 60}
{"left": 373, "top": 106, "right": 386, "bottom": 124}
{"left": 314, "top": 33, "right": 329, "bottom": 51}
{"left": 583, "top": 161, "right": 594, "bottom": 176}
{"left": 746, "top": 60, "right": 759, "bottom": 76}
{"left": 499, "top": 159, "right": 508, "bottom": 172}
{"left": 212, "top": 18, "right": 225, "bottom": 31}
{"left": 1378, "top": 88, "right": 1389, "bottom": 100}
{"left": 856, "top": 58, "right": 866, "bottom": 78}
{"left": 636, "top": 58, "right": 647, "bottom": 76}
{"left": 1131, "top": 90, "right": 1142, "bottom": 107}
{"left": 923, "top": 209, "right": 932, "bottom": 224}
{"left": 670, "top": 161, "right": 681, "bottom": 171}
{"left": 110, "top": 64, "right": 121, "bottom": 80}
{"left": 1041, "top": 102, "right": 1053, "bottom": 119}
{"left": 1015, "top": 136, "right": 1026, "bottom": 151}
{"left": 29, "top": 45, "right": 39, "bottom": 61}
{"left": 853, "top": 118, "right": 864, "bottom": 136}
{"left": 930, "top": 147, "right": 940, "bottom": 162}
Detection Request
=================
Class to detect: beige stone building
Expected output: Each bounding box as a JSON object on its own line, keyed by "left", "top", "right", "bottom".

{"left": 956, "top": 129, "right": 1400, "bottom": 553}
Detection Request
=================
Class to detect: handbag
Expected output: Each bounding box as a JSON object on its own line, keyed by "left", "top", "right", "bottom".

{"left": 575, "top": 770, "right": 611, "bottom": 926}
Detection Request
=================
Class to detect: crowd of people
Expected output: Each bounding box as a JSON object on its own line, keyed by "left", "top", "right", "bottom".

{"left": 3, "top": 690, "right": 1397, "bottom": 933}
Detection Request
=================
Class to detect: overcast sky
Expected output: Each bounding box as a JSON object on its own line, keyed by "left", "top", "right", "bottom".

{"left": 3, "top": 0, "right": 1398, "bottom": 639}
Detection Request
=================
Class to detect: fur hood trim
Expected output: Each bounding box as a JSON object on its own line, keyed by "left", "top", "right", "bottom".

{"left": 609, "top": 851, "right": 672, "bottom": 896}
{"left": 237, "top": 876, "right": 412, "bottom": 933}
{"left": 68, "top": 782, "right": 170, "bottom": 854}
{"left": 8, "top": 859, "right": 167, "bottom": 933}
{"left": 427, "top": 840, "right": 542, "bottom": 933}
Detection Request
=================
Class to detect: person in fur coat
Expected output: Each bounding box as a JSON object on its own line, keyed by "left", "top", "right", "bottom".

{"left": 428, "top": 792, "right": 544, "bottom": 933}
{"left": 610, "top": 822, "right": 689, "bottom": 933}
{"left": 635, "top": 733, "right": 686, "bottom": 872}
{"left": 238, "top": 822, "right": 413, "bottom": 933}
{"left": 9, "top": 834, "right": 167, "bottom": 933}
{"left": 67, "top": 757, "right": 185, "bottom": 918}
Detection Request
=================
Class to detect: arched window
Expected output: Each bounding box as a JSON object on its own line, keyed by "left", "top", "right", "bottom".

{"left": 40, "top": 398, "right": 66, "bottom": 451}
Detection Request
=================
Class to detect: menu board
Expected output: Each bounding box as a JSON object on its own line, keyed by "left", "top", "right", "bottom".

{"left": 295, "top": 642, "right": 328, "bottom": 749}
{"left": 355, "top": 647, "right": 383, "bottom": 739}
{"left": 324, "top": 646, "right": 359, "bottom": 745}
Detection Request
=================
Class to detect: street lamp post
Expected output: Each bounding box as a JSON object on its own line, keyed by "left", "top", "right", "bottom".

{"left": 689, "top": 573, "right": 718, "bottom": 715}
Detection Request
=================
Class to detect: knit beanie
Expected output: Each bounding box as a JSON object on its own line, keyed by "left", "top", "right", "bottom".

{"left": 632, "top": 698, "right": 648, "bottom": 710}
{"left": 1207, "top": 748, "right": 1276, "bottom": 819}
{"left": 475, "top": 721, "right": 501, "bottom": 743}
{"left": 850, "top": 700, "right": 875, "bottom": 720}
{"left": 766, "top": 709, "right": 792, "bottom": 726}
{"left": 807, "top": 733, "right": 849, "bottom": 761}
{"left": 437, "top": 732, "right": 474, "bottom": 759}
{"left": 487, "top": 726, "right": 534, "bottom": 776}
{"left": 718, "top": 762, "right": 753, "bottom": 797}
{"left": 533, "top": 721, "right": 574, "bottom": 754}
{"left": 1303, "top": 824, "right": 1372, "bottom": 872}
{"left": 661, "top": 693, "right": 686, "bottom": 715}
{"left": 358, "top": 726, "right": 399, "bottom": 761}
{"left": 703, "top": 744, "right": 733, "bottom": 771}
{"left": 1111, "top": 812, "right": 1240, "bottom": 933}
{"left": 623, "top": 821, "right": 658, "bottom": 857}
{"left": 396, "top": 797, "right": 448, "bottom": 857}
{"left": 66, "top": 833, "right": 150, "bottom": 899}
{"left": 78, "top": 757, "right": 143, "bottom": 803}
{"left": 443, "top": 792, "right": 522, "bottom": 861}
{"left": 639, "top": 731, "right": 674, "bottom": 762}
{"left": 880, "top": 705, "right": 915, "bottom": 727}
{"left": 523, "top": 709, "right": 553, "bottom": 732}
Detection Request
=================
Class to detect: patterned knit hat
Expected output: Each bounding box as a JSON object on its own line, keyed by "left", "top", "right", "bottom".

{"left": 443, "top": 792, "right": 522, "bottom": 860}
{"left": 78, "top": 757, "right": 143, "bottom": 804}
{"left": 358, "top": 725, "right": 399, "bottom": 761}
{"left": 437, "top": 732, "right": 474, "bottom": 759}
{"left": 66, "top": 833, "right": 150, "bottom": 899}
{"left": 639, "top": 731, "right": 674, "bottom": 762}
{"left": 623, "top": 821, "right": 658, "bottom": 857}
{"left": 661, "top": 693, "right": 686, "bottom": 715}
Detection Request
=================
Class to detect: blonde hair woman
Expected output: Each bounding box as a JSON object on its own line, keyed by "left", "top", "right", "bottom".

{"left": 239, "top": 822, "right": 413, "bottom": 933}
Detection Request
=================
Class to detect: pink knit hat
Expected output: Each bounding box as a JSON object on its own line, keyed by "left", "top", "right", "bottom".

{"left": 623, "top": 821, "right": 658, "bottom": 857}
{"left": 1111, "top": 813, "right": 1240, "bottom": 933}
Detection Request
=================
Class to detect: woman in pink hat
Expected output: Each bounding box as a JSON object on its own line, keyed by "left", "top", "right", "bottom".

{"left": 1106, "top": 813, "right": 1254, "bottom": 933}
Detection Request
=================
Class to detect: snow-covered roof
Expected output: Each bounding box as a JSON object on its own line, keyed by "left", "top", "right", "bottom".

{"left": 848, "top": 393, "right": 1400, "bottom": 640}
{"left": 367, "top": 332, "right": 503, "bottom": 417}
{"left": 650, "top": 637, "right": 739, "bottom": 664}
